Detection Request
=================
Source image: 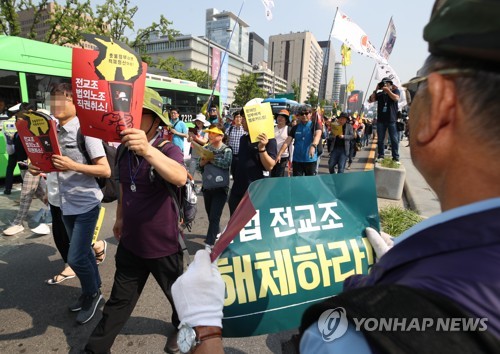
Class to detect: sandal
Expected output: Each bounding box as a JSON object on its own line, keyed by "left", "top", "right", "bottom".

{"left": 46, "top": 272, "right": 76, "bottom": 285}
{"left": 94, "top": 240, "right": 108, "bottom": 265}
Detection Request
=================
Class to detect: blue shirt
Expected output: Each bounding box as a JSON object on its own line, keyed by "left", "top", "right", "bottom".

{"left": 171, "top": 118, "right": 188, "bottom": 152}
{"left": 291, "top": 120, "right": 317, "bottom": 163}
{"left": 301, "top": 197, "right": 500, "bottom": 353}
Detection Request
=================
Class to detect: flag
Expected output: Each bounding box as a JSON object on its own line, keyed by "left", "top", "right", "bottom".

{"left": 348, "top": 94, "right": 359, "bottom": 103}
{"left": 347, "top": 77, "right": 355, "bottom": 93}
{"left": 380, "top": 18, "right": 397, "bottom": 60}
{"left": 331, "top": 9, "right": 387, "bottom": 64}
{"left": 341, "top": 43, "right": 351, "bottom": 66}
{"left": 261, "top": 0, "right": 275, "bottom": 21}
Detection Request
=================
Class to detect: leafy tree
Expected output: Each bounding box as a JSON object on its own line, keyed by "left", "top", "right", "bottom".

{"left": 232, "top": 73, "right": 266, "bottom": 107}
{"left": 45, "top": 0, "right": 94, "bottom": 46}
{"left": 291, "top": 81, "right": 300, "bottom": 103}
{"left": 156, "top": 56, "right": 185, "bottom": 79}
{"left": 306, "top": 88, "right": 318, "bottom": 107}
{"left": 184, "top": 68, "right": 213, "bottom": 89}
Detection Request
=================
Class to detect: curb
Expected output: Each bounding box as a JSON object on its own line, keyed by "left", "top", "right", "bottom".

{"left": 403, "top": 176, "right": 420, "bottom": 214}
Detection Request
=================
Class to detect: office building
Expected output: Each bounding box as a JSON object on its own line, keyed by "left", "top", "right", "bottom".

{"left": 206, "top": 8, "right": 249, "bottom": 60}
{"left": 248, "top": 32, "right": 268, "bottom": 66}
{"left": 332, "top": 62, "right": 343, "bottom": 104}
{"left": 318, "top": 40, "right": 336, "bottom": 103}
{"left": 268, "top": 32, "right": 323, "bottom": 103}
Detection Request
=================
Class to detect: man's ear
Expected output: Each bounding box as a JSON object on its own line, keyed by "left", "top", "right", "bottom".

{"left": 416, "top": 73, "right": 457, "bottom": 144}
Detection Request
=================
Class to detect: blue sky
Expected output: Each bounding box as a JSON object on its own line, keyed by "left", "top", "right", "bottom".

{"left": 92, "top": 0, "right": 435, "bottom": 97}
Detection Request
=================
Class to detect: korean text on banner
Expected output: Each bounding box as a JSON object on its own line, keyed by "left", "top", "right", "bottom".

{"left": 243, "top": 102, "right": 275, "bottom": 143}
{"left": 218, "top": 171, "right": 380, "bottom": 337}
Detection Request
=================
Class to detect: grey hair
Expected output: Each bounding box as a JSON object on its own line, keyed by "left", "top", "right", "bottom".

{"left": 422, "top": 55, "right": 500, "bottom": 146}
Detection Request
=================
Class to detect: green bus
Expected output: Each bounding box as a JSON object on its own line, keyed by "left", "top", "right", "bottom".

{"left": 0, "top": 35, "right": 220, "bottom": 178}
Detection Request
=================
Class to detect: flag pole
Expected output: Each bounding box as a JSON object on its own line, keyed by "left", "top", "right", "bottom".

{"left": 320, "top": 7, "right": 338, "bottom": 109}
{"left": 207, "top": 0, "right": 245, "bottom": 112}
{"left": 363, "top": 16, "right": 393, "bottom": 110}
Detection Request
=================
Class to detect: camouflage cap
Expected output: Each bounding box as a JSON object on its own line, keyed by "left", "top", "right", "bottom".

{"left": 143, "top": 88, "right": 171, "bottom": 126}
{"left": 424, "top": 0, "right": 500, "bottom": 62}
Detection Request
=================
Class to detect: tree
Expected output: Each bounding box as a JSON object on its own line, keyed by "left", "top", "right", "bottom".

{"left": 156, "top": 56, "right": 185, "bottom": 79}
{"left": 306, "top": 88, "right": 318, "bottom": 107}
{"left": 232, "top": 73, "right": 266, "bottom": 107}
{"left": 291, "top": 81, "right": 300, "bottom": 103}
{"left": 45, "top": 0, "right": 95, "bottom": 46}
{"left": 184, "top": 69, "right": 213, "bottom": 89}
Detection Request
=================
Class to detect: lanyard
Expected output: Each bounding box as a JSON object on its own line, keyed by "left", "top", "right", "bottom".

{"left": 127, "top": 132, "right": 160, "bottom": 192}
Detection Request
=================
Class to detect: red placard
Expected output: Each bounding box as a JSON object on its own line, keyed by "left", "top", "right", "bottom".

{"left": 72, "top": 35, "right": 147, "bottom": 142}
{"left": 15, "top": 111, "right": 61, "bottom": 172}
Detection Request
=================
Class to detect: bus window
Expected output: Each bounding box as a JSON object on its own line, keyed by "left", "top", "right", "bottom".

{"left": 0, "top": 69, "right": 22, "bottom": 108}
{"left": 26, "top": 73, "right": 70, "bottom": 111}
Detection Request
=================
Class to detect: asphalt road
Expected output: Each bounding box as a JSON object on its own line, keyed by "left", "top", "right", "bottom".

{"left": 0, "top": 144, "right": 377, "bottom": 353}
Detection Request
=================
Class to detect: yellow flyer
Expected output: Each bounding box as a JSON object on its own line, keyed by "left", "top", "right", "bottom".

{"left": 332, "top": 123, "right": 343, "bottom": 137}
{"left": 92, "top": 206, "right": 106, "bottom": 244}
{"left": 191, "top": 141, "right": 214, "bottom": 160}
{"left": 243, "top": 102, "right": 275, "bottom": 143}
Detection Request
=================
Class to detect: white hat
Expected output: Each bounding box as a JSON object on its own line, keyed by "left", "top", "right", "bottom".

{"left": 8, "top": 103, "right": 21, "bottom": 112}
{"left": 194, "top": 113, "right": 210, "bottom": 126}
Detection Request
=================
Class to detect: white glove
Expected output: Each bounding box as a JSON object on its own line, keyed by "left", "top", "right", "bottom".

{"left": 172, "top": 249, "right": 225, "bottom": 328}
{"left": 365, "top": 227, "right": 394, "bottom": 260}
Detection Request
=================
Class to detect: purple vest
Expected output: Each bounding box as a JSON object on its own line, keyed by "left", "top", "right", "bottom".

{"left": 345, "top": 207, "right": 500, "bottom": 337}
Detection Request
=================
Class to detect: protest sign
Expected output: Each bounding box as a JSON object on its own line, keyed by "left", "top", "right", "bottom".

{"left": 217, "top": 171, "right": 379, "bottom": 337}
{"left": 72, "top": 34, "right": 147, "bottom": 142}
{"left": 15, "top": 111, "right": 61, "bottom": 172}
{"left": 243, "top": 103, "right": 275, "bottom": 143}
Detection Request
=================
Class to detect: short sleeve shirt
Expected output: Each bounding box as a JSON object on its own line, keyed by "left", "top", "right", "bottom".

{"left": 290, "top": 121, "right": 318, "bottom": 163}
{"left": 171, "top": 118, "right": 188, "bottom": 152}
{"left": 57, "top": 117, "right": 104, "bottom": 215}
{"left": 376, "top": 88, "right": 400, "bottom": 123}
{"left": 119, "top": 139, "right": 185, "bottom": 258}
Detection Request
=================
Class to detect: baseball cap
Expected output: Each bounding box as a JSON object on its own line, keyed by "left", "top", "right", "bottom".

{"left": 143, "top": 88, "right": 171, "bottom": 126}
{"left": 424, "top": 0, "right": 500, "bottom": 62}
{"left": 338, "top": 112, "right": 349, "bottom": 119}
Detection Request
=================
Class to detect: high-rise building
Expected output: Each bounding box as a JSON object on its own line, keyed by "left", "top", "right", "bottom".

{"left": 143, "top": 32, "right": 252, "bottom": 104}
{"left": 339, "top": 84, "right": 347, "bottom": 110}
{"left": 252, "top": 64, "right": 287, "bottom": 97}
{"left": 332, "top": 62, "right": 343, "bottom": 104}
{"left": 268, "top": 32, "right": 323, "bottom": 104}
{"left": 318, "top": 40, "right": 336, "bottom": 103}
{"left": 206, "top": 8, "right": 249, "bottom": 60}
{"left": 248, "top": 32, "right": 268, "bottom": 66}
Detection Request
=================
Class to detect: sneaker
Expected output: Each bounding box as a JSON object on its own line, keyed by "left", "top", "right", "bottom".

{"left": 69, "top": 294, "right": 86, "bottom": 312}
{"left": 31, "top": 223, "right": 51, "bottom": 235}
{"left": 346, "top": 163, "right": 351, "bottom": 170}
{"left": 76, "top": 291, "right": 103, "bottom": 324}
{"left": 3, "top": 224, "right": 24, "bottom": 236}
{"left": 164, "top": 330, "right": 179, "bottom": 353}
{"left": 3, "top": 189, "right": 11, "bottom": 195}
{"left": 205, "top": 244, "right": 213, "bottom": 253}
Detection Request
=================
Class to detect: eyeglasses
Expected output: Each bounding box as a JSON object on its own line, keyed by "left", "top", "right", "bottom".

{"left": 402, "top": 68, "right": 476, "bottom": 96}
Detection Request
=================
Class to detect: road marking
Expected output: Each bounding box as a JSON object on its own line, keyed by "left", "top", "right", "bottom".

{"left": 364, "top": 140, "right": 376, "bottom": 171}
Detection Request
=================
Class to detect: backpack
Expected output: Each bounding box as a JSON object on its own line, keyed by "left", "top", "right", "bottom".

{"left": 76, "top": 129, "right": 119, "bottom": 203}
{"left": 151, "top": 140, "right": 198, "bottom": 232}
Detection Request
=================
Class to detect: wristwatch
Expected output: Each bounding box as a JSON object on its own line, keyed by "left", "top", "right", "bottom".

{"left": 177, "top": 324, "right": 222, "bottom": 353}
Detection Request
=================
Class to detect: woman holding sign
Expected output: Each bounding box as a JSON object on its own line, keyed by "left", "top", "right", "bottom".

{"left": 197, "top": 125, "right": 232, "bottom": 249}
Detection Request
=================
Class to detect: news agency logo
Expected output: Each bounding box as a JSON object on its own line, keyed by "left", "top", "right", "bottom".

{"left": 318, "top": 307, "right": 489, "bottom": 342}
{"left": 317, "top": 307, "right": 349, "bottom": 342}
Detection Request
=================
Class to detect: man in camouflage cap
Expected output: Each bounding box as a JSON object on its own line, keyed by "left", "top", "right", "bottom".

{"left": 166, "top": 1, "right": 500, "bottom": 353}
{"left": 86, "top": 88, "right": 187, "bottom": 353}
{"left": 300, "top": 0, "right": 500, "bottom": 351}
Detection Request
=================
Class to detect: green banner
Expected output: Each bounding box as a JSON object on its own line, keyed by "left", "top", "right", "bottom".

{"left": 219, "top": 171, "right": 380, "bottom": 337}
